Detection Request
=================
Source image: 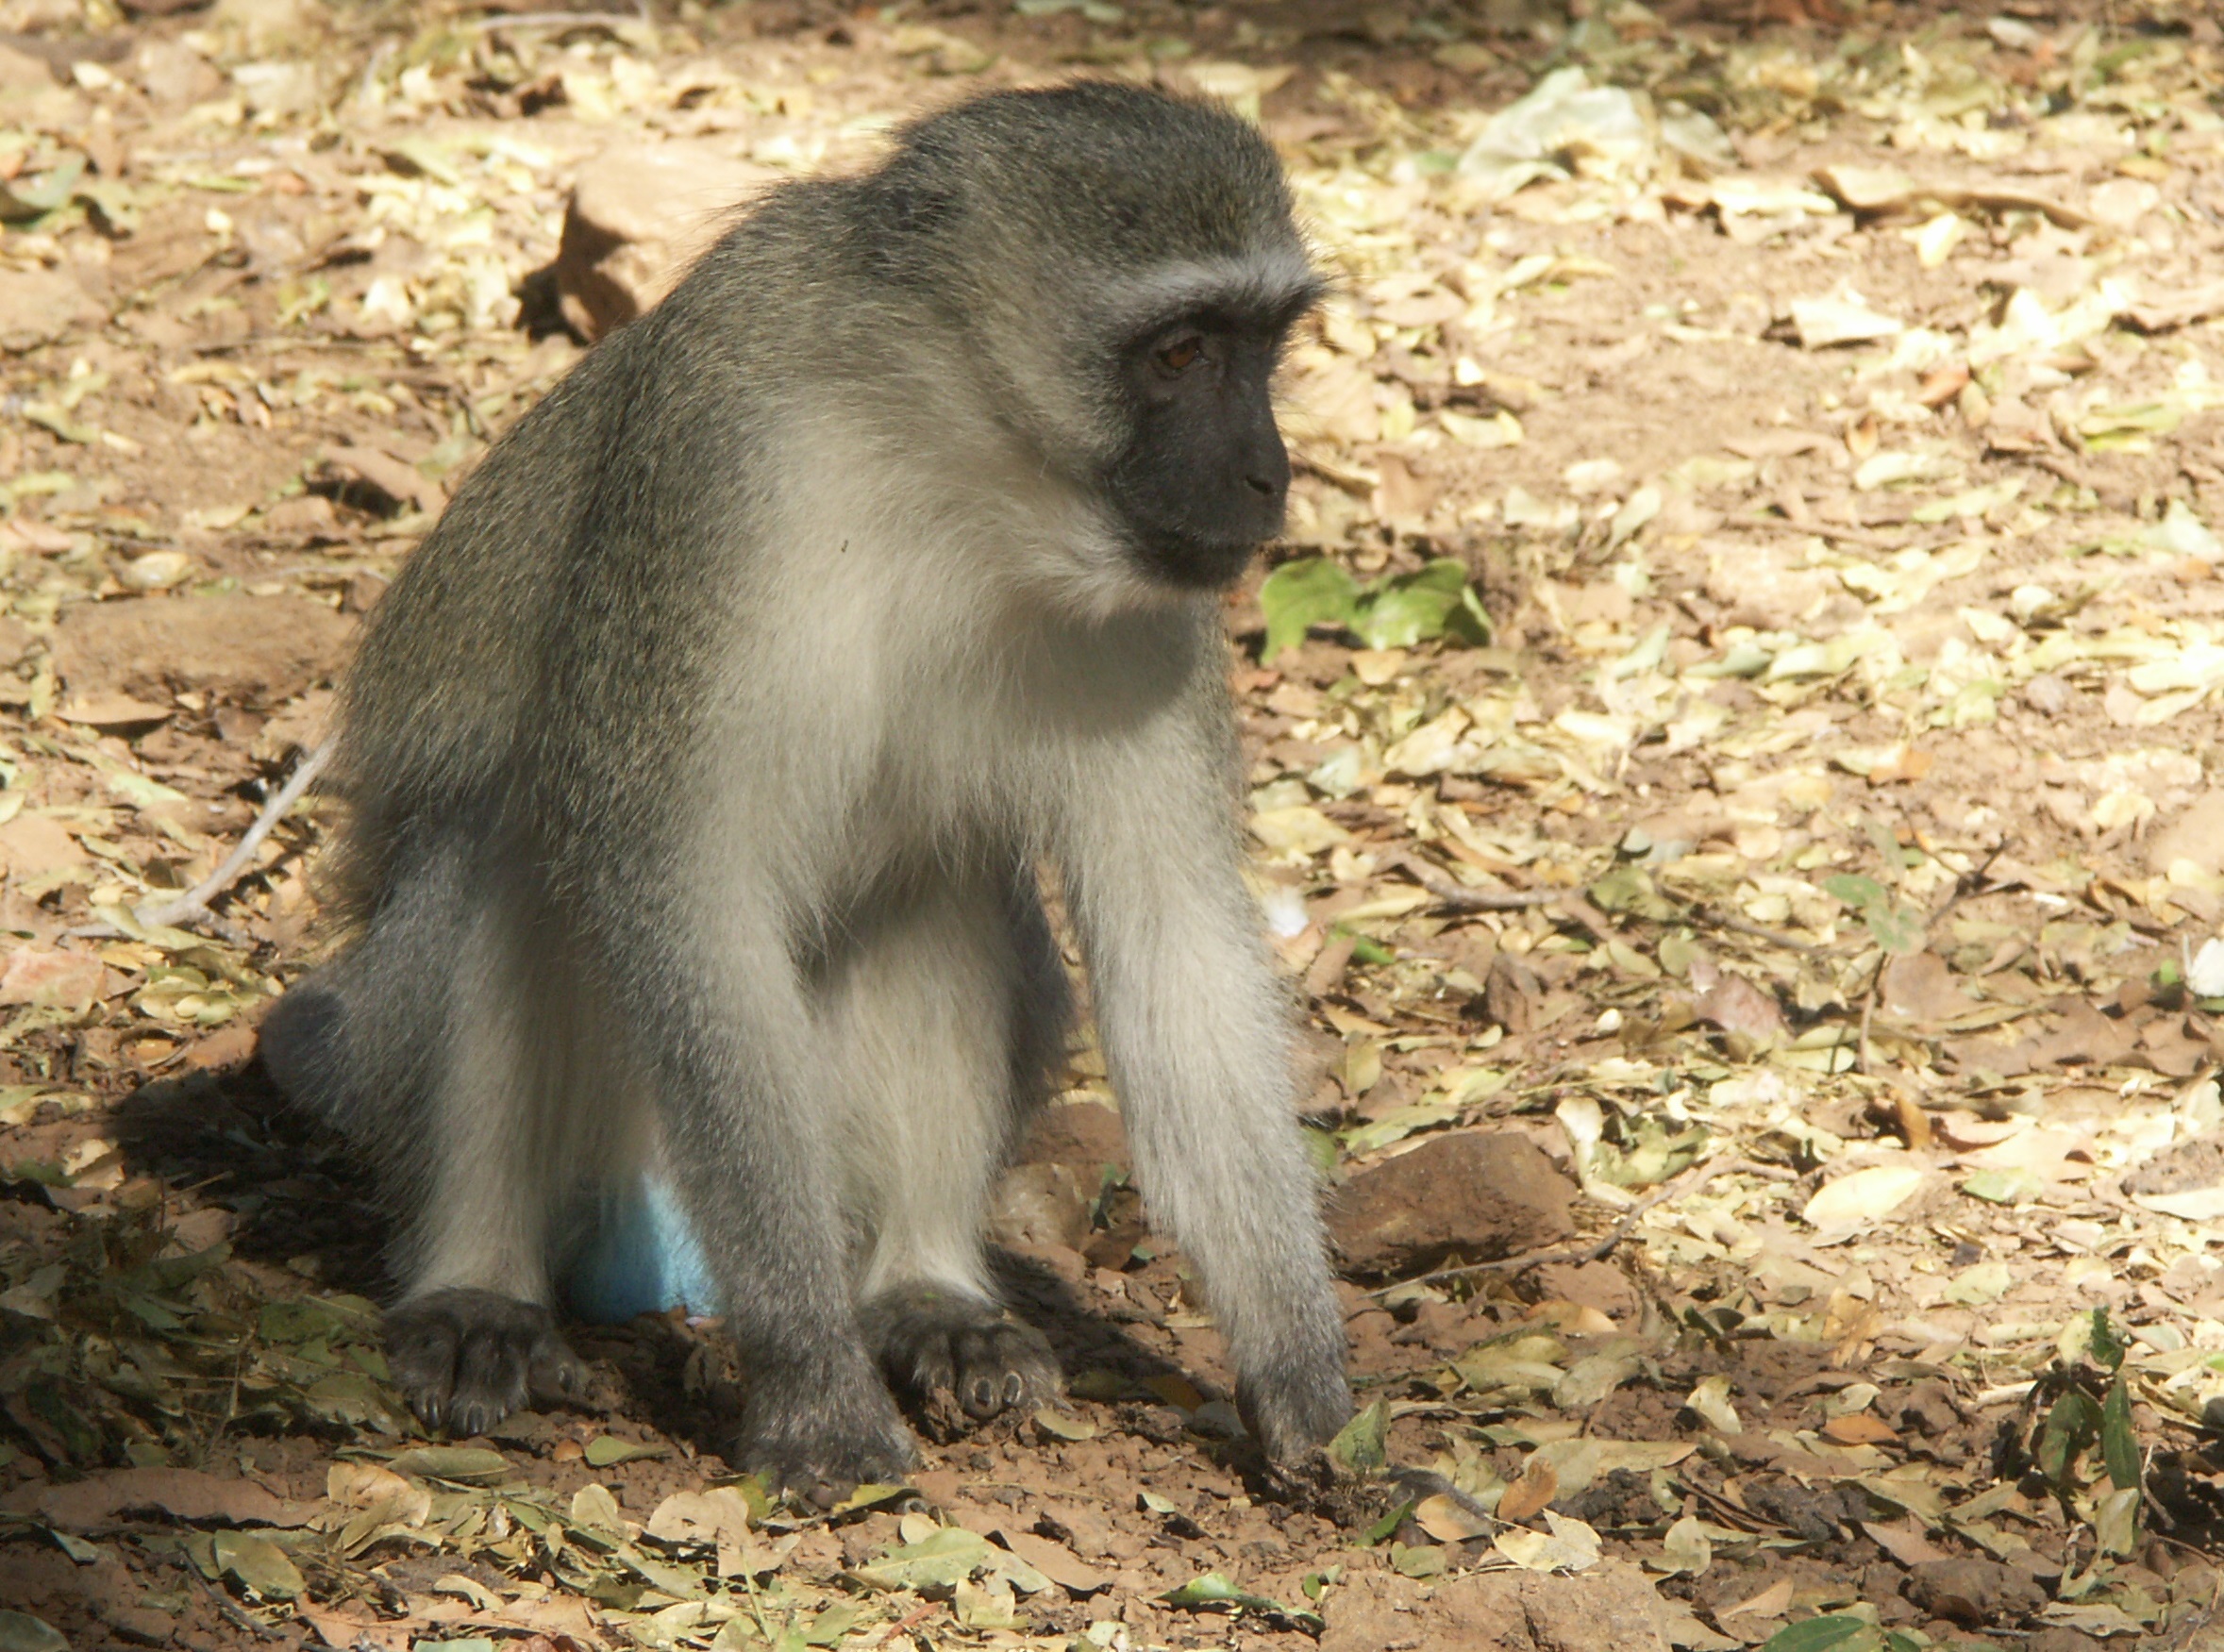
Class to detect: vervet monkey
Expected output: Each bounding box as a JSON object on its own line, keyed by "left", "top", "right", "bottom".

{"left": 261, "top": 81, "right": 1353, "bottom": 1488}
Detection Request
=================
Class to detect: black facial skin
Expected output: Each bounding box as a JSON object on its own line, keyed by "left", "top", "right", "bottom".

{"left": 1106, "top": 311, "right": 1298, "bottom": 590}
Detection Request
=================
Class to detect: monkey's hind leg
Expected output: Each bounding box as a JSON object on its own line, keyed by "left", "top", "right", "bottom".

{"left": 381, "top": 872, "right": 599, "bottom": 1436}
{"left": 826, "top": 871, "right": 1068, "bottom": 1435}
{"left": 262, "top": 854, "right": 589, "bottom": 1435}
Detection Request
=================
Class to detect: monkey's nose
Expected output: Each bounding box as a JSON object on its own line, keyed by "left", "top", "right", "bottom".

{"left": 1245, "top": 475, "right": 1279, "bottom": 498}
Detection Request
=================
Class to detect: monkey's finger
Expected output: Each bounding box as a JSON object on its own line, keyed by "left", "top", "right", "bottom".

{"left": 388, "top": 1324, "right": 463, "bottom": 1430}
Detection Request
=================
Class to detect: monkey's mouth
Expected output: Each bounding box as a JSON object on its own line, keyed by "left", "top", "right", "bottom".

{"left": 1126, "top": 526, "right": 1267, "bottom": 592}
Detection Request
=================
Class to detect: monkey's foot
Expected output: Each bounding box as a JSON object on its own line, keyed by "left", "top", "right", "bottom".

{"left": 736, "top": 1355, "right": 919, "bottom": 1493}
{"left": 385, "top": 1288, "right": 587, "bottom": 1437}
{"left": 861, "top": 1285, "right": 1062, "bottom": 1438}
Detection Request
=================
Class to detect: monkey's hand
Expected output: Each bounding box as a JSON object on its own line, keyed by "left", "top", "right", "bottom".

{"left": 735, "top": 1354, "right": 919, "bottom": 1493}
{"left": 385, "top": 1288, "right": 588, "bottom": 1437}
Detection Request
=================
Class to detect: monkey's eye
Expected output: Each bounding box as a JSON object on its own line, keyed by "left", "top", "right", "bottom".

{"left": 1156, "top": 338, "right": 1204, "bottom": 374}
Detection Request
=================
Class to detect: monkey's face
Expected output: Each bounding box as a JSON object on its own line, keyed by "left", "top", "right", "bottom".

{"left": 1102, "top": 310, "right": 1297, "bottom": 592}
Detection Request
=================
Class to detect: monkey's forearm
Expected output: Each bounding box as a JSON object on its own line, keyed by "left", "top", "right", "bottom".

{"left": 1062, "top": 782, "right": 1351, "bottom": 1455}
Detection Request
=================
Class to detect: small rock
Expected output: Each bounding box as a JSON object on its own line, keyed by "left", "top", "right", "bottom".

{"left": 989, "top": 1161, "right": 1091, "bottom": 1250}
{"left": 0, "top": 815, "right": 90, "bottom": 877}
{"left": 1879, "top": 952, "right": 1974, "bottom": 1025}
{"left": 117, "top": 550, "right": 192, "bottom": 592}
{"left": 1694, "top": 967, "right": 1790, "bottom": 1042}
{"left": 2122, "top": 1132, "right": 2224, "bottom": 1197}
{"left": 53, "top": 593, "right": 355, "bottom": 709}
{"left": 0, "top": 1611, "right": 68, "bottom": 1652}
{"left": 1896, "top": 1379, "right": 1962, "bottom": 1437}
{"left": 1329, "top": 1131, "right": 1577, "bottom": 1278}
{"left": 258, "top": 493, "right": 342, "bottom": 541}
{"left": 1702, "top": 546, "right": 1832, "bottom": 632}
{"left": 106, "top": 1604, "right": 177, "bottom": 1645}
{"left": 2086, "top": 177, "right": 2160, "bottom": 232}
{"left": 556, "top": 142, "right": 776, "bottom": 339}
{"left": 2023, "top": 1630, "right": 2104, "bottom": 1652}
{"left": 0, "top": 267, "right": 107, "bottom": 354}
{"left": 0, "top": 947, "right": 112, "bottom": 1010}
{"left": 1905, "top": 1557, "right": 2046, "bottom": 1626}
{"left": 2020, "top": 673, "right": 2072, "bottom": 716}
{"left": 1530, "top": 1259, "right": 1638, "bottom": 1321}
{"left": 342, "top": 569, "right": 389, "bottom": 616}
{"left": 2149, "top": 788, "right": 2224, "bottom": 876}
{"left": 0, "top": 41, "right": 53, "bottom": 90}
{"left": 210, "top": 0, "right": 327, "bottom": 52}
{"left": 134, "top": 37, "right": 224, "bottom": 107}
{"left": 1017, "top": 1097, "right": 1127, "bottom": 1172}
{"left": 314, "top": 444, "right": 444, "bottom": 518}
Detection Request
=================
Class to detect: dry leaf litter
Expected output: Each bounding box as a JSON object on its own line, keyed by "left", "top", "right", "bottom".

{"left": 2, "top": 0, "right": 2224, "bottom": 1648}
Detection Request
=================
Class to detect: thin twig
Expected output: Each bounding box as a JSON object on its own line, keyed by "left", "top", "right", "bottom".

{"left": 1856, "top": 971, "right": 1881, "bottom": 1076}
{"left": 1408, "top": 865, "right": 1566, "bottom": 911}
{"left": 1403, "top": 854, "right": 1819, "bottom": 953}
{"left": 190, "top": 1573, "right": 282, "bottom": 1643}
{"left": 461, "top": 8, "right": 648, "bottom": 30}
{"left": 1363, "top": 1154, "right": 1794, "bottom": 1295}
{"left": 1745, "top": 516, "right": 1918, "bottom": 550}
{"left": 870, "top": 1600, "right": 943, "bottom": 1649}
{"left": 1687, "top": 903, "right": 1823, "bottom": 956}
{"left": 72, "top": 745, "right": 329, "bottom": 941}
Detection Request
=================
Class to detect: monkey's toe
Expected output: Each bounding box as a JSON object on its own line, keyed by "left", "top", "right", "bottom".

{"left": 862, "top": 1286, "right": 1062, "bottom": 1430}
{"left": 386, "top": 1288, "right": 586, "bottom": 1436}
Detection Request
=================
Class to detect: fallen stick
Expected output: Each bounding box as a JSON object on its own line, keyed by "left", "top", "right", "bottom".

{"left": 74, "top": 745, "right": 330, "bottom": 941}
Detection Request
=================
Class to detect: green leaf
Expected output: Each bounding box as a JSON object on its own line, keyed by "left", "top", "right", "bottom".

{"left": 1325, "top": 1397, "right": 1390, "bottom": 1476}
{"left": 801, "top": 1604, "right": 861, "bottom": 1646}
{"left": 1390, "top": 1541, "right": 1446, "bottom": 1577}
{"left": 1350, "top": 559, "right": 1486, "bottom": 650}
{"left": 585, "top": 1434, "right": 666, "bottom": 1467}
{"left": 386, "top": 1446, "right": 512, "bottom": 1484}
{"left": 1960, "top": 1168, "right": 2042, "bottom": 1205}
{"left": 1162, "top": 1572, "right": 1248, "bottom": 1608}
{"left": 2093, "top": 1482, "right": 2140, "bottom": 1557}
{"left": 1758, "top": 1617, "right": 1884, "bottom": 1652}
{"left": 2035, "top": 1389, "right": 2101, "bottom": 1488}
{"left": 1819, "top": 873, "right": 1924, "bottom": 953}
{"left": 2101, "top": 1377, "right": 2140, "bottom": 1492}
{"left": 2089, "top": 1308, "right": 2128, "bottom": 1374}
{"left": 0, "top": 1613, "right": 70, "bottom": 1652}
{"left": 1260, "top": 558, "right": 1359, "bottom": 660}
{"left": 849, "top": 1526, "right": 992, "bottom": 1592}
{"left": 0, "top": 154, "right": 85, "bottom": 222}
{"left": 828, "top": 1480, "right": 911, "bottom": 1515}
{"left": 213, "top": 1530, "right": 305, "bottom": 1601}
{"left": 1861, "top": 814, "right": 1918, "bottom": 872}
{"left": 1864, "top": 901, "right": 1927, "bottom": 956}
{"left": 1362, "top": 1497, "right": 1415, "bottom": 1546}
{"left": 1822, "top": 875, "right": 1886, "bottom": 909}
{"left": 1161, "top": 1572, "right": 1320, "bottom": 1627}
{"left": 1347, "top": 933, "right": 1395, "bottom": 967}
{"left": 1588, "top": 863, "right": 1677, "bottom": 921}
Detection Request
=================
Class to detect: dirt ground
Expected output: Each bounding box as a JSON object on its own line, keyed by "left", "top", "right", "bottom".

{"left": 3, "top": 0, "right": 2224, "bottom": 1647}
